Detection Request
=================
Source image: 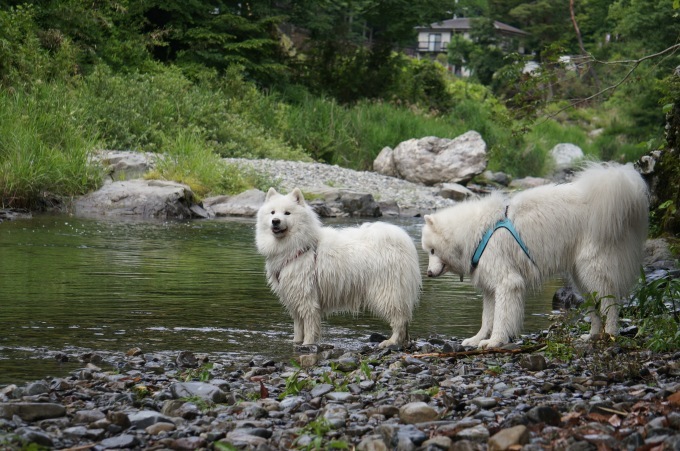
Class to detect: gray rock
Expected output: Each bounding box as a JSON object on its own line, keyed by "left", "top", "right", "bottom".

{"left": 550, "top": 143, "right": 584, "bottom": 170}
{"left": 74, "top": 179, "right": 200, "bottom": 219}
{"left": 519, "top": 355, "right": 548, "bottom": 372}
{"left": 373, "top": 147, "right": 397, "bottom": 177}
{"left": 0, "top": 402, "right": 65, "bottom": 421}
{"left": 128, "top": 410, "right": 174, "bottom": 429}
{"left": 509, "top": 176, "right": 550, "bottom": 190}
{"left": 472, "top": 397, "right": 498, "bottom": 409}
{"left": 205, "top": 188, "right": 265, "bottom": 217}
{"left": 170, "top": 381, "right": 228, "bottom": 403}
{"left": 15, "top": 427, "right": 54, "bottom": 447}
{"left": 94, "top": 150, "right": 158, "bottom": 181}
{"left": 310, "top": 383, "right": 334, "bottom": 398}
{"left": 72, "top": 409, "right": 106, "bottom": 424}
{"left": 99, "top": 434, "right": 140, "bottom": 449}
{"left": 399, "top": 401, "right": 438, "bottom": 424}
{"left": 439, "top": 183, "right": 476, "bottom": 201}
{"left": 526, "top": 405, "right": 561, "bottom": 426}
{"left": 378, "top": 131, "right": 487, "bottom": 185}
{"left": 24, "top": 382, "right": 49, "bottom": 396}
{"left": 488, "top": 425, "right": 530, "bottom": 450}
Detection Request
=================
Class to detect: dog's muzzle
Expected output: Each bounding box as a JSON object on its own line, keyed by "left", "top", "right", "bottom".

{"left": 271, "top": 218, "right": 287, "bottom": 236}
{"left": 427, "top": 264, "right": 447, "bottom": 278}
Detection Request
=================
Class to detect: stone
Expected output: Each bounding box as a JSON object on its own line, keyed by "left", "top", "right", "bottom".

{"left": 99, "top": 434, "right": 140, "bottom": 449}
{"left": 376, "top": 131, "right": 487, "bottom": 185}
{"left": 24, "top": 382, "right": 49, "bottom": 396}
{"left": 128, "top": 410, "right": 175, "bottom": 429}
{"left": 205, "top": 189, "right": 265, "bottom": 217}
{"left": 72, "top": 409, "right": 106, "bottom": 424}
{"left": 310, "top": 383, "right": 334, "bottom": 398}
{"left": 439, "top": 183, "right": 476, "bottom": 201}
{"left": 488, "top": 425, "right": 530, "bottom": 450}
{"left": 358, "top": 435, "right": 390, "bottom": 451}
{"left": 519, "top": 354, "right": 548, "bottom": 371}
{"left": 0, "top": 403, "right": 66, "bottom": 421}
{"left": 14, "top": 427, "right": 54, "bottom": 447}
{"left": 472, "top": 397, "right": 498, "bottom": 409}
{"left": 170, "top": 381, "right": 228, "bottom": 403}
{"left": 550, "top": 143, "right": 584, "bottom": 170}
{"left": 526, "top": 405, "right": 561, "bottom": 426}
{"left": 146, "top": 422, "right": 177, "bottom": 435}
{"left": 373, "top": 147, "right": 397, "bottom": 177}
{"left": 399, "top": 401, "right": 439, "bottom": 424}
{"left": 74, "top": 179, "right": 200, "bottom": 219}
{"left": 456, "top": 424, "right": 490, "bottom": 443}
{"left": 508, "top": 176, "right": 550, "bottom": 190}
{"left": 94, "top": 150, "right": 158, "bottom": 181}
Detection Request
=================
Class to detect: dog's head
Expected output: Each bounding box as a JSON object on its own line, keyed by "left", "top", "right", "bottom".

{"left": 422, "top": 214, "right": 465, "bottom": 281}
{"left": 258, "top": 187, "right": 308, "bottom": 239}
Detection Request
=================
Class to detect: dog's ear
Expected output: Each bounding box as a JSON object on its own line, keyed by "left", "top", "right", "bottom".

{"left": 266, "top": 187, "right": 278, "bottom": 200}
{"left": 290, "top": 188, "right": 306, "bottom": 205}
{"left": 424, "top": 215, "right": 436, "bottom": 229}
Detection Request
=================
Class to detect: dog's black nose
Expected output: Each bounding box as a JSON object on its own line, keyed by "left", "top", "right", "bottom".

{"left": 427, "top": 270, "right": 433, "bottom": 277}
{"left": 272, "top": 218, "right": 281, "bottom": 226}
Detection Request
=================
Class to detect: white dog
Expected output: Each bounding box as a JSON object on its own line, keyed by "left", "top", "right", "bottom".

{"left": 256, "top": 188, "right": 421, "bottom": 348}
{"left": 421, "top": 163, "right": 648, "bottom": 348}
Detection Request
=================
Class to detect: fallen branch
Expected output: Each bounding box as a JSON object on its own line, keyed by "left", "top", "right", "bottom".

{"left": 410, "top": 344, "right": 546, "bottom": 359}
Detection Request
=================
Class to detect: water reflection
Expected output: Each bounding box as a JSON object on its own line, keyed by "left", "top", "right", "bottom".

{"left": 0, "top": 215, "right": 557, "bottom": 385}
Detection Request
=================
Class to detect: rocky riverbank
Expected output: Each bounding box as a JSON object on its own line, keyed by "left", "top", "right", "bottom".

{"left": 1, "top": 331, "right": 680, "bottom": 451}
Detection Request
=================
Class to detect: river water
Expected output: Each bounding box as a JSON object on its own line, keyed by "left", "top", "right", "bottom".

{"left": 0, "top": 215, "right": 558, "bottom": 386}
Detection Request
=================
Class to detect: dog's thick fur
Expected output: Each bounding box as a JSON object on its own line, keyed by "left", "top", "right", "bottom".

{"left": 256, "top": 188, "right": 421, "bottom": 348}
{"left": 422, "top": 163, "right": 649, "bottom": 348}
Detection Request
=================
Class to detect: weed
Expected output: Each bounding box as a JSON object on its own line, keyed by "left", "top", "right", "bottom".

{"left": 180, "top": 363, "right": 213, "bottom": 382}
{"left": 279, "top": 363, "right": 310, "bottom": 400}
{"left": 293, "top": 417, "right": 349, "bottom": 450}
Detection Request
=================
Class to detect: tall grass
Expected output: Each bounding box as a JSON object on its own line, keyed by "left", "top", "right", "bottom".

{"left": 0, "top": 84, "right": 101, "bottom": 208}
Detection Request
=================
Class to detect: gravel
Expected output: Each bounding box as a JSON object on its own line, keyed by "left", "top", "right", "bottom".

{"left": 224, "top": 158, "right": 459, "bottom": 212}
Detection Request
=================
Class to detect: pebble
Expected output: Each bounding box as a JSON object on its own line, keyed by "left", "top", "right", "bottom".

{"left": 0, "top": 337, "right": 678, "bottom": 450}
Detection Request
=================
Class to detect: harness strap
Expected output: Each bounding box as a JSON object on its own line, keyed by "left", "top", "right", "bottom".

{"left": 275, "top": 247, "right": 314, "bottom": 282}
{"left": 471, "top": 217, "right": 535, "bottom": 269}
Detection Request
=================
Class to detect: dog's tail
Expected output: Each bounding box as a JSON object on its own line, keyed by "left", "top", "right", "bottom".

{"left": 576, "top": 162, "right": 649, "bottom": 247}
{"left": 575, "top": 163, "right": 649, "bottom": 264}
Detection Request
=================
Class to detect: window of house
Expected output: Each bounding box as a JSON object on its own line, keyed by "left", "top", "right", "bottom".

{"left": 428, "top": 33, "right": 442, "bottom": 52}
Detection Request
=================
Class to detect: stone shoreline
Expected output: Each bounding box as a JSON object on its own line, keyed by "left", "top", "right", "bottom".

{"left": 1, "top": 330, "right": 680, "bottom": 450}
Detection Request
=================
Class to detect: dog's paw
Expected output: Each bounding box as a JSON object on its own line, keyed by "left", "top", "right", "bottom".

{"left": 462, "top": 336, "right": 482, "bottom": 348}
{"left": 478, "top": 338, "right": 505, "bottom": 349}
{"left": 378, "top": 339, "right": 398, "bottom": 349}
{"left": 579, "top": 333, "right": 593, "bottom": 342}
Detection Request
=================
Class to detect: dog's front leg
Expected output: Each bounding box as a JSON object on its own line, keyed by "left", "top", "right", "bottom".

{"left": 301, "top": 309, "right": 321, "bottom": 345}
{"left": 462, "top": 290, "right": 494, "bottom": 347}
{"left": 292, "top": 314, "right": 304, "bottom": 344}
{"left": 480, "top": 275, "right": 525, "bottom": 349}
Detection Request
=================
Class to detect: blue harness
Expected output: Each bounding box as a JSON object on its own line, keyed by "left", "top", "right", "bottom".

{"left": 471, "top": 216, "right": 534, "bottom": 269}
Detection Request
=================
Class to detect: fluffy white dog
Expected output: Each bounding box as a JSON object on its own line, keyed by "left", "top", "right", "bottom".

{"left": 421, "top": 163, "right": 648, "bottom": 348}
{"left": 256, "top": 188, "right": 421, "bottom": 348}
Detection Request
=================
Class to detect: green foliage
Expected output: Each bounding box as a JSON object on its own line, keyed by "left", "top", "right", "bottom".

{"left": 279, "top": 364, "right": 310, "bottom": 400}
{"left": 294, "top": 417, "right": 349, "bottom": 450}
{"left": 0, "top": 4, "right": 80, "bottom": 88}
{"left": 180, "top": 363, "right": 214, "bottom": 382}
{"left": 0, "top": 83, "right": 101, "bottom": 208}
{"left": 626, "top": 271, "right": 680, "bottom": 352}
{"left": 77, "top": 64, "right": 309, "bottom": 160}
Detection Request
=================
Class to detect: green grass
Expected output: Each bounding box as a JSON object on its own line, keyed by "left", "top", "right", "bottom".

{"left": 0, "top": 84, "right": 101, "bottom": 208}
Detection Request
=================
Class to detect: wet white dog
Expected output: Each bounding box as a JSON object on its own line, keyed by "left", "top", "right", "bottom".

{"left": 421, "top": 163, "right": 648, "bottom": 348}
{"left": 256, "top": 188, "right": 421, "bottom": 348}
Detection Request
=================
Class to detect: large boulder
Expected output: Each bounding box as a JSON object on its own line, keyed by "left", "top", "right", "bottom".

{"left": 549, "top": 143, "right": 584, "bottom": 170}
{"left": 73, "top": 179, "right": 205, "bottom": 219}
{"left": 374, "top": 131, "right": 487, "bottom": 185}
{"left": 204, "top": 189, "right": 266, "bottom": 217}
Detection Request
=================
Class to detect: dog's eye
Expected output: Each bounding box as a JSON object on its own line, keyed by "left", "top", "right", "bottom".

{"left": 271, "top": 211, "right": 275, "bottom": 215}
{"left": 284, "top": 211, "right": 290, "bottom": 216}
{"left": 430, "top": 249, "right": 435, "bottom": 255}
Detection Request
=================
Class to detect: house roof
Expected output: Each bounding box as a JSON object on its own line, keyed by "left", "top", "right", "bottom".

{"left": 416, "top": 18, "right": 529, "bottom": 37}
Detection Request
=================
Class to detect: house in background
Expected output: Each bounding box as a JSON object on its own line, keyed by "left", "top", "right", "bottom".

{"left": 414, "top": 18, "right": 529, "bottom": 76}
